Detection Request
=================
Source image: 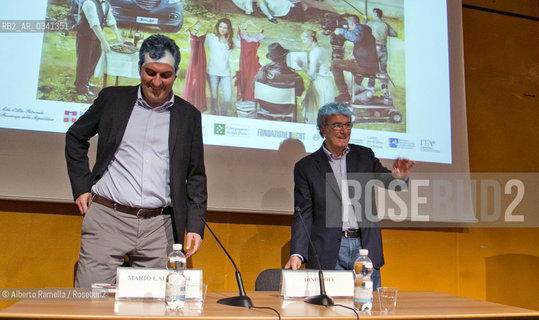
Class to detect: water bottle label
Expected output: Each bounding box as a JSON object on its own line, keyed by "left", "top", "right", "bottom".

{"left": 355, "top": 287, "right": 372, "bottom": 299}
{"left": 354, "top": 287, "right": 373, "bottom": 312}
{"left": 363, "top": 280, "right": 373, "bottom": 290}
{"left": 166, "top": 285, "right": 184, "bottom": 295}
{"left": 354, "top": 261, "right": 373, "bottom": 275}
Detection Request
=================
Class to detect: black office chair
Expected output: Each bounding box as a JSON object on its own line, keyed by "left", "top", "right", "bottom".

{"left": 255, "top": 268, "right": 283, "bottom": 291}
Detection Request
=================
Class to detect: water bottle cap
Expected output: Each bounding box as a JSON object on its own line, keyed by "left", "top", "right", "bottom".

{"left": 172, "top": 243, "right": 182, "bottom": 251}
{"left": 359, "top": 249, "right": 368, "bottom": 256}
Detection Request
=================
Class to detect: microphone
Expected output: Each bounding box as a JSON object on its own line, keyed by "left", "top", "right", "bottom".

{"left": 294, "top": 206, "right": 334, "bottom": 306}
{"left": 200, "top": 215, "right": 253, "bottom": 308}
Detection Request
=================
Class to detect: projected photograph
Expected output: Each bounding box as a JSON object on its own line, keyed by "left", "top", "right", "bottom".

{"left": 37, "top": 0, "right": 405, "bottom": 131}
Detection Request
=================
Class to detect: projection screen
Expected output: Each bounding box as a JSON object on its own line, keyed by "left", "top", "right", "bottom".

{"left": 0, "top": 0, "right": 469, "bottom": 218}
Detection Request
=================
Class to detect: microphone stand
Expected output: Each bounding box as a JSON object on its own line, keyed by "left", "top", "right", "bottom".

{"left": 200, "top": 216, "right": 253, "bottom": 308}
{"left": 295, "top": 206, "right": 334, "bottom": 306}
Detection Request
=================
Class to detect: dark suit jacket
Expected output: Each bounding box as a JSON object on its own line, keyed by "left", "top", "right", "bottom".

{"left": 65, "top": 86, "right": 207, "bottom": 242}
{"left": 290, "top": 144, "right": 396, "bottom": 269}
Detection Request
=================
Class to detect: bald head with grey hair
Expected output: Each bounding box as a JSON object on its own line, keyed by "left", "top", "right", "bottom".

{"left": 316, "top": 103, "right": 352, "bottom": 137}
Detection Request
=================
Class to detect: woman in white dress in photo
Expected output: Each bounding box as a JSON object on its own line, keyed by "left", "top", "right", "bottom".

{"left": 296, "top": 30, "right": 335, "bottom": 124}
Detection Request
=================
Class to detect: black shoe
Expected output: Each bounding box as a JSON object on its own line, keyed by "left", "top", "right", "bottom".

{"left": 268, "top": 18, "right": 278, "bottom": 24}
{"left": 335, "top": 93, "right": 351, "bottom": 103}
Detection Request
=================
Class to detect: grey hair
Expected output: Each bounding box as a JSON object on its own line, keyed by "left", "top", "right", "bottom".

{"left": 316, "top": 103, "right": 352, "bottom": 137}
{"left": 138, "top": 34, "right": 181, "bottom": 72}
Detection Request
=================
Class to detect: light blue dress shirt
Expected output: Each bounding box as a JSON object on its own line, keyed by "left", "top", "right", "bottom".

{"left": 92, "top": 88, "right": 173, "bottom": 208}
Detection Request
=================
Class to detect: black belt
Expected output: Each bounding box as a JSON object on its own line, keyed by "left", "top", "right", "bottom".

{"left": 342, "top": 229, "right": 361, "bottom": 238}
{"left": 92, "top": 194, "right": 166, "bottom": 218}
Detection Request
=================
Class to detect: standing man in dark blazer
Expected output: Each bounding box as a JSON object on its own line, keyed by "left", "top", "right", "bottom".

{"left": 284, "top": 103, "right": 414, "bottom": 289}
{"left": 66, "top": 35, "right": 207, "bottom": 288}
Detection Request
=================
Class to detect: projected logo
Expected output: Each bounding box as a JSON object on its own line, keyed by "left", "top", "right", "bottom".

{"left": 214, "top": 123, "right": 226, "bottom": 135}
{"left": 420, "top": 139, "right": 440, "bottom": 153}
{"left": 389, "top": 138, "right": 415, "bottom": 149}
{"left": 257, "top": 129, "right": 306, "bottom": 140}
{"left": 63, "top": 110, "right": 79, "bottom": 123}
{"left": 365, "top": 136, "right": 384, "bottom": 149}
{"left": 213, "top": 123, "right": 249, "bottom": 137}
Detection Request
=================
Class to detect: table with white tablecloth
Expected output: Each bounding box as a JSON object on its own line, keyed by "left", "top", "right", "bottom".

{"left": 94, "top": 49, "right": 140, "bottom": 87}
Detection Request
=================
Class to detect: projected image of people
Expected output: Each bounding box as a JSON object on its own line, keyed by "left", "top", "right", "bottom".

{"left": 182, "top": 20, "right": 208, "bottom": 112}
{"left": 205, "top": 18, "right": 237, "bottom": 116}
{"left": 254, "top": 42, "right": 305, "bottom": 121}
{"left": 37, "top": 0, "right": 405, "bottom": 131}
{"left": 296, "top": 30, "right": 334, "bottom": 124}
{"left": 366, "top": 8, "right": 398, "bottom": 102}
{"left": 73, "top": 0, "right": 122, "bottom": 98}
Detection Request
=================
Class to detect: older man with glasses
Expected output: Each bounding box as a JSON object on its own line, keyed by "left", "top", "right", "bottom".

{"left": 284, "top": 103, "right": 414, "bottom": 289}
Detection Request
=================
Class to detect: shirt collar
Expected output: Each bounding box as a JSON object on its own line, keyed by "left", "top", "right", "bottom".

{"left": 136, "top": 86, "right": 174, "bottom": 111}
{"left": 322, "top": 143, "right": 350, "bottom": 161}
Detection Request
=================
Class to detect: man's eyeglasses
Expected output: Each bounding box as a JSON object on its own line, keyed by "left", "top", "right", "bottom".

{"left": 328, "top": 122, "right": 353, "bottom": 130}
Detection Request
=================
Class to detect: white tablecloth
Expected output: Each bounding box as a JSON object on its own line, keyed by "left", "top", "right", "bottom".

{"left": 94, "top": 50, "right": 139, "bottom": 79}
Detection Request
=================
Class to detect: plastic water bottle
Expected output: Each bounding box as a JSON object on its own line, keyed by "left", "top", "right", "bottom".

{"left": 165, "top": 243, "right": 186, "bottom": 310}
{"left": 353, "top": 249, "right": 373, "bottom": 311}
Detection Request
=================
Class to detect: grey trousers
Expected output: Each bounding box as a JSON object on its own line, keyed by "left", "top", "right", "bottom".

{"left": 74, "top": 202, "right": 174, "bottom": 288}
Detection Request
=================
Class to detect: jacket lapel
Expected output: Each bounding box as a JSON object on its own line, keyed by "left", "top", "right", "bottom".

{"left": 168, "top": 96, "right": 181, "bottom": 157}
{"left": 113, "top": 86, "right": 138, "bottom": 148}
{"left": 346, "top": 145, "right": 360, "bottom": 173}
{"left": 314, "top": 146, "right": 341, "bottom": 200}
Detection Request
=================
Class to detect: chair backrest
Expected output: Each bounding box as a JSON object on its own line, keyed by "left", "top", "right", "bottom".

{"left": 254, "top": 81, "right": 296, "bottom": 104}
{"left": 254, "top": 81, "right": 297, "bottom": 121}
{"left": 255, "top": 268, "right": 283, "bottom": 291}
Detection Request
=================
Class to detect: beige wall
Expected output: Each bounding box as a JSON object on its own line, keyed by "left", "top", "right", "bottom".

{"left": 1, "top": 0, "right": 538, "bottom": 312}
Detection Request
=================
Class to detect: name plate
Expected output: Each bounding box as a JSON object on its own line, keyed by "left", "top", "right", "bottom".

{"left": 115, "top": 267, "right": 203, "bottom": 300}
{"left": 281, "top": 269, "right": 353, "bottom": 298}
